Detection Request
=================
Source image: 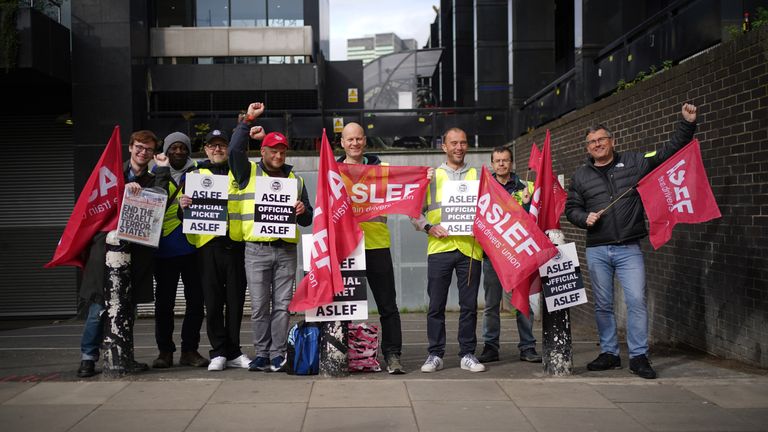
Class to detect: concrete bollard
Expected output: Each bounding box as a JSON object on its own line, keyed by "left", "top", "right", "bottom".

{"left": 320, "top": 320, "right": 349, "bottom": 377}
{"left": 101, "top": 231, "right": 134, "bottom": 378}
{"left": 542, "top": 229, "right": 573, "bottom": 376}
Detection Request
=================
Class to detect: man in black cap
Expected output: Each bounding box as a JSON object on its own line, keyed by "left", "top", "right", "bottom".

{"left": 150, "top": 132, "right": 208, "bottom": 369}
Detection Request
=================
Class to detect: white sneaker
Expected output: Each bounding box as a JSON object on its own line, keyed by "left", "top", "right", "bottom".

{"left": 461, "top": 354, "right": 486, "bottom": 372}
{"left": 226, "top": 354, "right": 251, "bottom": 369}
{"left": 208, "top": 356, "right": 226, "bottom": 371}
{"left": 420, "top": 354, "right": 444, "bottom": 373}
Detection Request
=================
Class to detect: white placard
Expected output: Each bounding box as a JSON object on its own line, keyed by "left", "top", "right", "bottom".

{"left": 182, "top": 173, "right": 229, "bottom": 236}
{"left": 116, "top": 188, "right": 167, "bottom": 247}
{"left": 253, "top": 176, "right": 298, "bottom": 239}
{"left": 441, "top": 179, "right": 479, "bottom": 236}
{"left": 302, "top": 236, "right": 368, "bottom": 322}
{"left": 538, "top": 242, "right": 588, "bottom": 312}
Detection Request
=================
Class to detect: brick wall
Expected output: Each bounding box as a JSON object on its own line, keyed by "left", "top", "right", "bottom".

{"left": 512, "top": 27, "right": 768, "bottom": 367}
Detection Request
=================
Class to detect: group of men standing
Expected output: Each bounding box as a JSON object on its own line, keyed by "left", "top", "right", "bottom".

{"left": 76, "top": 101, "right": 697, "bottom": 381}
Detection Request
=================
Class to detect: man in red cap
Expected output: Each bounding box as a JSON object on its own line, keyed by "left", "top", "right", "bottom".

{"left": 228, "top": 103, "right": 313, "bottom": 373}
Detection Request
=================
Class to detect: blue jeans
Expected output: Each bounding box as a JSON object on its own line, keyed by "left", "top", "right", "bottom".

{"left": 80, "top": 302, "right": 105, "bottom": 361}
{"left": 586, "top": 242, "right": 648, "bottom": 358}
{"left": 482, "top": 259, "right": 536, "bottom": 352}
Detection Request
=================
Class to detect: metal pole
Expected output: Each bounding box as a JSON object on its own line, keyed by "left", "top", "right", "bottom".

{"left": 101, "top": 231, "right": 134, "bottom": 378}
{"left": 541, "top": 229, "right": 573, "bottom": 376}
{"left": 319, "top": 320, "right": 349, "bottom": 377}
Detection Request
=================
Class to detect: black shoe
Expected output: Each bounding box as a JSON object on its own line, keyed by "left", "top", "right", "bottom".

{"left": 126, "top": 360, "right": 150, "bottom": 373}
{"left": 587, "top": 352, "right": 622, "bottom": 371}
{"left": 477, "top": 345, "right": 499, "bottom": 363}
{"left": 77, "top": 360, "right": 96, "bottom": 378}
{"left": 629, "top": 354, "right": 657, "bottom": 379}
{"left": 519, "top": 348, "right": 542, "bottom": 362}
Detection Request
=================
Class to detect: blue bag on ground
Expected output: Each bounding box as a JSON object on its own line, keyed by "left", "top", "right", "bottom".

{"left": 286, "top": 321, "right": 320, "bottom": 375}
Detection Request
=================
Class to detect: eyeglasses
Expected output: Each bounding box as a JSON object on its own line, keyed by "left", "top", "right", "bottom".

{"left": 205, "top": 143, "right": 228, "bottom": 149}
{"left": 132, "top": 144, "right": 155, "bottom": 154}
{"left": 586, "top": 136, "right": 611, "bottom": 146}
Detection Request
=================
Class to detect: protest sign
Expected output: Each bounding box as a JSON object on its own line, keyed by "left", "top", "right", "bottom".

{"left": 441, "top": 179, "right": 479, "bottom": 235}
{"left": 338, "top": 164, "right": 429, "bottom": 221}
{"left": 538, "top": 242, "right": 587, "bottom": 312}
{"left": 183, "top": 172, "right": 229, "bottom": 236}
{"left": 116, "top": 188, "right": 167, "bottom": 247}
{"left": 252, "top": 176, "right": 298, "bottom": 239}
{"left": 302, "top": 236, "right": 368, "bottom": 322}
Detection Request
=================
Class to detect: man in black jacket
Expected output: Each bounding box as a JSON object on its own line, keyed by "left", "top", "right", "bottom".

{"left": 565, "top": 103, "right": 697, "bottom": 379}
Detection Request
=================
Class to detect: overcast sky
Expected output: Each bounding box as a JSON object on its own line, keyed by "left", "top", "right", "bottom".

{"left": 329, "top": 0, "right": 438, "bottom": 60}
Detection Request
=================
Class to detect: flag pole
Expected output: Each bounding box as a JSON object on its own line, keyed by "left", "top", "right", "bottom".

{"left": 597, "top": 186, "right": 636, "bottom": 216}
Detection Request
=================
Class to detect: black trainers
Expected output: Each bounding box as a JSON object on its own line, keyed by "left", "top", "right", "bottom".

{"left": 586, "top": 352, "right": 622, "bottom": 371}
{"left": 385, "top": 354, "right": 406, "bottom": 374}
{"left": 519, "top": 348, "right": 542, "bottom": 362}
{"left": 126, "top": 360, "right": 150, "bottom": 373}
{"left": 477, "top": 345, "right": 499, "bottom": 363}
{"left": 629, "top": 354, "right": 657, "bottom": 379}
{"left": 77, "top": 360, "right": 96, "bottom": 378}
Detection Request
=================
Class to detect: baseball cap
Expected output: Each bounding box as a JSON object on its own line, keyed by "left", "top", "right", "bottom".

{"left": 261, "top": 132, "right": 289, "bottom": 148}
{"left": 205, "top": 129, "right": 229, "bottom": 144}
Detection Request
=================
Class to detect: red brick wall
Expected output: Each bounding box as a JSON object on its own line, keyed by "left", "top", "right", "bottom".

{"left": 512, "top": 27, "right": 768, "bottom": 367}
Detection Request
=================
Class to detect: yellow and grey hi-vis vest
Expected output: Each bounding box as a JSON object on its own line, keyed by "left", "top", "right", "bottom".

{"left": 229, "top": 162, "right": 304, "bottom": 243}
{"left": 425, "top": 167, "right": 482, "bottom": 260}
{"left": 161, "top": 163, "right": 198, "bottom": 237}
{"left": 184, "top": 167, "right": 241, "bottom": 248}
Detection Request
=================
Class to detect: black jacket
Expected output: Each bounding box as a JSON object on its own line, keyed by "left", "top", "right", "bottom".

{"left": 565, "top": 120, "right": 696, "bottom": 247}
{"left": 79, "top": 161, "right": 170, "bottom": 305}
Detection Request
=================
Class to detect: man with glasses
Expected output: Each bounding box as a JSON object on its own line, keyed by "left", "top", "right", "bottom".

{"left": 565, "top": 104, "right": 697, "bottom": 379}
{"left": 477, "top": 146, "right": 542, "bottom": 365}
{"left": 77, "top": 130, "right": 170, "bottom": 377}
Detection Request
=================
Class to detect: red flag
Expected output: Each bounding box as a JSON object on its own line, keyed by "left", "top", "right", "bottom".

{"left": 337, "top": 164, "right": 429, "bottom": 221}
{"left": 289, "top": 130, "right": 364, "bottom": 312}
{"left": 529, "top": 130, "right": 567, "bottom": 231}
{"left": 528, "top": 142, "right": 542, "bottom": 172}
{"left": 636, "top": 139, "right": 721, "bottom": 249}
{"left": 45, "top": 126, "right": 125, "bottom": 268}
{"left": 473, "top": 166, "right": 558, "bottom": 316}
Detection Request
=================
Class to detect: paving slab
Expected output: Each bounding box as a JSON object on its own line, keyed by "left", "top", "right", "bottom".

{"left": 69, "top": 408, "right": 198, "bottom": 432}
{"left": 521, "top": 407, "right": 648, "bottom": 432}
{"left": 309, "top": 381, "right": 409, "bottom": 407}
{"left": 0, "top": 404, "right": 96, "bottom": 432}
{"left": 303, "top": 407, "right": 418, "bottom": 432}
{"left": 592, "top": 382, "right": 708, "bottom": 403}
{"left": 0, "top": 382, "right": 35, "bottom": 403}
{"left": 413, "top": 400, "right": 534, "bottom": 432}
{"left": 499, "top": 381, "right": 616, "bottom": 408}
{"left": 209, "top": 379, "right": 312, "bottom": 404}
{"left": 3, "top": 381, "right": 128, "bottom": 405}
{"left": 681, "top": 382, "right": 768, "bottom": 408}
{"left": 103, "top": 380, "right": 220, "bottom": 410}
{"left": 730, "top": 408, "right": 768, "bottom": 429}
{"left": 185, "top": 402, "right": 306, "bottom": 432}
{"left": 406, "top": 379, "right": 509, "bottom": 401}
{"left": 617, "top": 401, "right": 764, "bottom": 431}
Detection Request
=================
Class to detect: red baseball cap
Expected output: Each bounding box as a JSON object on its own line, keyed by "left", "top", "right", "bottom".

{"left": 261, "top": 132, "right": 289, "bottom": 148}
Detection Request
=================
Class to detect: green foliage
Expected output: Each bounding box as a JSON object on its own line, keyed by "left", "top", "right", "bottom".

{"left": 614, "top": 60, "right": 673, "bottom": 94}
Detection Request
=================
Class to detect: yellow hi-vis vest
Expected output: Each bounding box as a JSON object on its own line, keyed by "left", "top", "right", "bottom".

{"left": 425, "top": 167, "right": 482, "bottom": 260}
{"left": 161, "top": 163, "right": 198, "bottom": 237}
{"left": 230, "top": 162, "right": 304, "bottom": 243}
{"left": 184, "top": 167, "right": 241, "bottom": 248}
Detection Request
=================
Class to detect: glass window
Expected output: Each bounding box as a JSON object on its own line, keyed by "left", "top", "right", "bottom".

{"left": 231, "top": 0, "right": 267, "bottom": 27}
{"left": 155, "top": 0, "right": 194, "bottom": 27}
{"left": 268, "top": 0, "right": 303, "bottom": 27}
{"left": 196, "top": 0, "right": 229, "bottom": 27}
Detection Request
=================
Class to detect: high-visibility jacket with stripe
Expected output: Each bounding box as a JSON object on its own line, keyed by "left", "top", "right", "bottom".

{"left": 184, "top": 167, "right": 241, "bottom": 248}
{"left": 229, "top": 161, "right": 304, "bottom": 243}
{"left": 425, "top": 166, "right": 482, "bottom": 260}
{"left": 161, "top": 163, "right": 198, "bottom": 237}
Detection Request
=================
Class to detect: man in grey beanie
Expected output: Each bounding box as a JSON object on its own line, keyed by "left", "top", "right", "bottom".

{"left": 150, "top": 132, "right": 208, "bottom": 368}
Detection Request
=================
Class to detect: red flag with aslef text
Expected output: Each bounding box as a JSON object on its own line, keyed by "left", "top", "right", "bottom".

{"left": 528, "top": 142, "right": 542, "bottom": 172}
{"left": 289, "top": 130, "right": 364, "bottom": 311}
{"left": 636, "top": 139, "right": 721, "bottom": 249}
{"left": 473, "top": 166, "right": 558, "bottom": 316}
{"left": 337, "top": 164, "right": 429, "bottom": 221}
{"left": 529, "top": 130, "right": 567, "bottom": 232}
{"left": 45, "top": 126, "right": 125, "bottom": 268}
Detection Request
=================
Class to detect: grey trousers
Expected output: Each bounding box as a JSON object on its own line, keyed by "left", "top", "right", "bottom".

{"left": 245, "top": 242, "right": 297, "bottom": 359}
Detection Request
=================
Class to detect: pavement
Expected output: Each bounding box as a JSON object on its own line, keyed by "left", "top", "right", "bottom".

{"left": 1, "top": 312, "right": 767, "bottom": 431}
